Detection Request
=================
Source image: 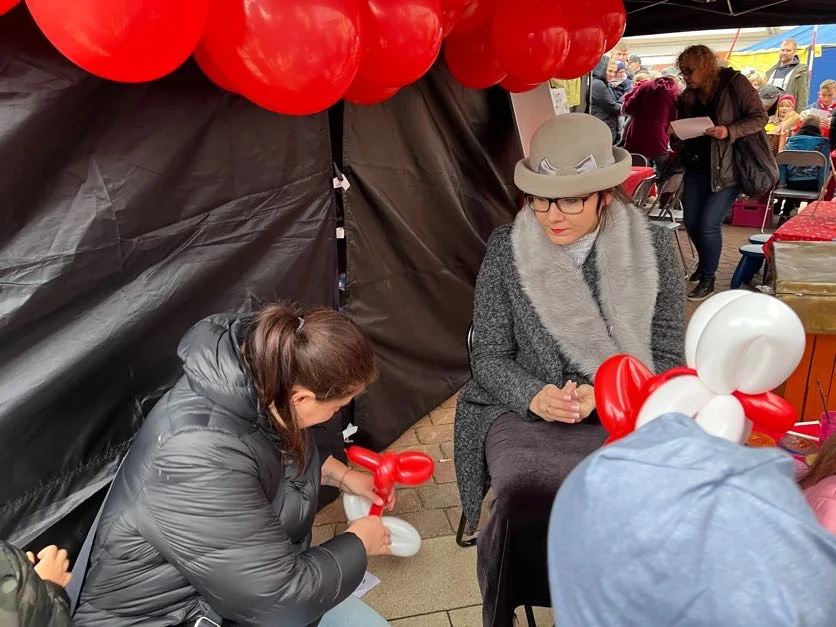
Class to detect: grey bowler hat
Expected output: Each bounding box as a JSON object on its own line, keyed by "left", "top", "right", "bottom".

{"left": 514, "top": 113, "right": 632, "bottom": 198}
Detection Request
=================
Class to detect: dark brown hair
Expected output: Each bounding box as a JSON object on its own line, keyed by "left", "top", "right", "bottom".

{"left": 242, "top": 304, "right": 378, "bottom": 468}
{"left": 799, "top": 432, "right": 836, "bottom": 490}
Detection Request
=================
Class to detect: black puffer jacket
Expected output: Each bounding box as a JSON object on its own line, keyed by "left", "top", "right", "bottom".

{"left": 74, "top": 315, "right": 367, "bottom": 626}
{"left": 591, "top": 56, "right": 621, "bottom": 143}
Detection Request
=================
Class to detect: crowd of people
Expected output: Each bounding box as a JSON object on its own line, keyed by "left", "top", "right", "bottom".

{"left": 591, "top": 37, "right": 833, "bottom": 300}
{"left": 4, "top": 38, "right": 836, "bottom": 627}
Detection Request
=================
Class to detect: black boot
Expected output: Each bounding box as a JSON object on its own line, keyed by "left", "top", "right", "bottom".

{"left": 687, "top": 277, "right": 715, "bottom": 302}
{"left": 688, "top": 268, "right": 702, "bottom": 283}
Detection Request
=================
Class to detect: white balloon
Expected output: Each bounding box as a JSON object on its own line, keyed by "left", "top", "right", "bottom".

{"left": 694, "top": 293, "right": 806, "bottom": 395}
{"left": 382, "top": 516, "right": 422, "bottom": 557}
{"left": 635, "top": 376, "right": 716, "bottom": 429}
{"left": 342, "top": 494, "right": 422, "bottom": 558}
{"left": 695, "top": 395, "right": 748, "bottom": 443}
{"left": 684, "top": 290, "right": 749, "bottom": 368}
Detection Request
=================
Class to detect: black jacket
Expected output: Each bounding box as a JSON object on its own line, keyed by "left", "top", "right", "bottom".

{"left": 0, "top": 541, "right": 72, "bottom": 626}
{"left": 591, "top": 57, "right": 621, "bottom": 143}
{"left": 74, "top": 315, "right": 366, "bottom": 626}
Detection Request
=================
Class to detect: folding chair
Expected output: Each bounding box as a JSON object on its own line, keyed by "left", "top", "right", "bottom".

{"left": 761, "top": 150, "right": 830, "bottom": 232}
{"left": 455, "top": 322, "right": 538, "bottom": 626}
{"left": 644, "top": 173, "right": 696, "bottom": 276}
{"left": 631, "top": 153, "right": 649, "bottom": 167}
{"left": 631, "top": 174, "right": 657, "bottom": 210}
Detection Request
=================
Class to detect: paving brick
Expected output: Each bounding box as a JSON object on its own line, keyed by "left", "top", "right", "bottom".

{"left": 398, "top": 509, "right": 454, "bottom": 539}
{"left": 444, "top": 504, "right": 492, "bottom": 532}
{"left": 433, "top": 459, "right": 456, "bottom": 484}
{"left": 439, "top": 441, "right": 455, "bottom": 461}
{"left": 440, "top": 393, "right": 460, "bottom": 409}
{"left": 416, "top": 423, "right": 454, "bottom": 445}
{"left": 311, "top": 524, "right": 335, "bottom": 545}
{"left": 391, "top": 488, "right": 422, "bottom": 515}
{"left": 391, "top": 428, "right": 420, "bottom": 448}
{"left": 429, "top": 407, "right": 455, "bottom": 425}
{"left": 313, "top": 498, "right": 347, "bottom": 525}
{"left": 418, "top": 483, "right": 461, "bottom": 510}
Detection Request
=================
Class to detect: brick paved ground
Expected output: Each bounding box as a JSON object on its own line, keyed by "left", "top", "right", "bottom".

{"left": 314, "top": 224, "right": 761, "bottom": 625}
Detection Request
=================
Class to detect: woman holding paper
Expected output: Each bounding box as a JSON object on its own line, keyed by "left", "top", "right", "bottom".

{"left": 672, "top": 45, "right": 767, "bottom": 302}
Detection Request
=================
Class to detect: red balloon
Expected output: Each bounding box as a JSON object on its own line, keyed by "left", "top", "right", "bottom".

{"left": 594, "top": 354, "right": 653, "bottom": 443}
{"left": 26, "top": 0, "right": 208, "bottom": 83}
{"left": 344, "top": 77, "right": 401, "bottom": 105}
{"left": 733, "top": 391, "right": 797, "bottom": 434}
{"left": 445, "top": 21, "right": 506, "bottom": 89}
{"left": 200, "top": 0, "right": 361, "bottom": 116}
{"left": 345, "top": 446, "right": 435, "bottom": 517}
{"left": 356, "top": 0, "right": 443, "bottom": 87}
{"left": 452, "top": 0, "right": 491, "bottom": 36}
{"left": 440, "top": 0, "right": 472, "bottom": 36}
{"left": 600, "top": 0, "right": 627, "bottom": 50}
{"left": 500, "top": 75, "right": 541, "bottom": 93}
{"left": 393, "top": 452, "right": 435, "bottom": 484}
{"left": 0, "top": 0, "right": 21, "bottom": 16}
{"left": 552, "top": 0, "right": 607, "bottom": 80}
{"left": 492, "top": 0, "right": 569, "bottom": 84}
{"left": 194, "top": 45, "right": 237, "bottom": 93}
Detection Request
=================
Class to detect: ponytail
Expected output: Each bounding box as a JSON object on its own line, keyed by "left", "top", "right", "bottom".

{"left": 242, "top": 304, "right": 377, "bottom": 469}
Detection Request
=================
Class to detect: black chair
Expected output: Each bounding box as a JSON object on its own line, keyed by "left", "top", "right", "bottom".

{"left": 761, "top": 149, "right": 830, "bottom": 232}
{"left": 630, "top": 152, "right": 650, "bottom": 167}
{"left": 455, "top": 322, "right": 538, "bottom": 627}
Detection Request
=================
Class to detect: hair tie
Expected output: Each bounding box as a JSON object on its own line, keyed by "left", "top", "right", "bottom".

{"left": 296, "top": 316, "right": 305, "bottom": 333}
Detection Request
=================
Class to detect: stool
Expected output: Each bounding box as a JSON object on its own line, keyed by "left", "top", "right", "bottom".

{"left": 731, "top": 244, "right": 768, "bottom": 289}
{"left": 748, "top": 233, "right": 771, "bottom": 245}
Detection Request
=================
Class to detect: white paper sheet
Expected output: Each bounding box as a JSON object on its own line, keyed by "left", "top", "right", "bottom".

{"left": 352, "top": 571, "right": 381, "bottom": 598}
{"left": 671, "top": 116, "right": 715, "bottom": 140}
{"left": 803, "top": 108, "right": 830, "bottom": 121}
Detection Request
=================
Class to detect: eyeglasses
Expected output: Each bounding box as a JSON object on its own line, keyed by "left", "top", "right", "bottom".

{"left": 525, "top": 193, "right": 597, "bottom": 215}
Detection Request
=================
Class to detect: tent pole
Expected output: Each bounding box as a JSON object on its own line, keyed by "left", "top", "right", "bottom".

{"left": 808, "top": 24, "right": 819, "bottom": 76}
{"left": 725, "top": 28, "right": 742, "bottom": 62}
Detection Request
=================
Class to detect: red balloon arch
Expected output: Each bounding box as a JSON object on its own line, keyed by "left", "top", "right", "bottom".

{"left": 12, "top": 0, "right": 626, "bottom": 114}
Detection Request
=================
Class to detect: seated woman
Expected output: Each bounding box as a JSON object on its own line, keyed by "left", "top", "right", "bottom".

{"left": 766, "top": 94, "right": 802, "bottom": 151}
{"left": 454, "top": 113, "right": 685, "bottom": 626}
{"left": 74, "top": 305, "right": 392, "bottom": 626}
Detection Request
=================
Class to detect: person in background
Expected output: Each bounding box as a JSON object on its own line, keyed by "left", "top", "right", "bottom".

{"left": 0, "top": 542, "right": 72, "bottom": 626}
{"left": 612, "top": 40, "right": 629, "bottom": 64}
{"left": 811, "top": 79, "right": 836, "bottom": 113}
{"left": 455, "top": 113, "right": 685, "bottom": 626}
{"left": 632, "top": 72, "right": 651, "bottom": 86}
{"left": 673, "top": 44, "right": 767, "bottom": 302}
{"left": 774, "top": 115, "right": 830, "bottom": 224}
{"left": 611, "top": 61, "right": 633, "bottom": 101}
{"left": 766, "top": 39, "right": 810, "bottom": 112}
{"left": 627, "top": 54, "right": 643, "bottom": 77}
{"left": 800, "top": 433, "right": 836, "bottom": 534}
{"left": 591, "top": 56, "right": 622, "bottom": 144}
{"left": 749, "top": 71, "right": 767, "bottom": 89}
{"left": 547, "top": 413, "right": 836, "bottom": 627}
{"left": 622, "top": 75, "right": 680, "bottom": 173}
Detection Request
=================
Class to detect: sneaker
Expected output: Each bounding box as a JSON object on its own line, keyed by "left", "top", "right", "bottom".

{"left": 688, "top": 269, "right": 702, "bottom": 283}
{"left": 687, "top": 277, "right": 715, "bottom": 302}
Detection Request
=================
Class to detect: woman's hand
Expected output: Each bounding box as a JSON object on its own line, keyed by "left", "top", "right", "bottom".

{"left": 346, "top": 516, "right": 392, "bottom": 556}
{"left": 341, "top": 469, "right": 396, "bottom": 512}
{"left": 27, "top": 546, "right": 71, "bottom": 588}
{"left": 575, "top": 384, "right": 596, "bottom": 419}
{"left": 705, "top": 125, "right": 729, "bottom": 140}
{"left": 530, "top": 381, "right": 585, "bottom": 423}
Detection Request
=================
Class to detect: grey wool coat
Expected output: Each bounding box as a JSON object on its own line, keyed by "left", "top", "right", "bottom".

{"left": 454, "top": 202, "right": 686, "bottom": 532}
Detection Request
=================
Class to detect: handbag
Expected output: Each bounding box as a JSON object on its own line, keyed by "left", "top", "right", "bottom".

{"left": 718, "top": 71, "right": 779, "bottom": 197}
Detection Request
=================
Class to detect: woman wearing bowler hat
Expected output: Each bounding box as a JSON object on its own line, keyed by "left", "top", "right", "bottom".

{"left": 454, "top": 113, "right": 686, "bottom": 625}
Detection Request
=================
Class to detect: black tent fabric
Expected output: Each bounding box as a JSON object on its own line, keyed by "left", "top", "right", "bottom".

{"left": 0, "top": 7, "right": 339, "bottom": 546}
{"left": 341, "top": 65, "right": 521, "bottom": 450}
{"left": 625, "top": 0, "right": 833, "bottom": 36}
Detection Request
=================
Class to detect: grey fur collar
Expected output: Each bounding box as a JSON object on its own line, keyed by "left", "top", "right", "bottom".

{"left": 511, "top": 202, "right": 658, "bottom": 377}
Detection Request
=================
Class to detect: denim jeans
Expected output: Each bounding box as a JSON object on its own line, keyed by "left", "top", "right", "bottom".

{"left": 682, "top": 168, "right": 739, "bottom": 279}
{"left": 319, "top": 594, "right": 389, "bottom": 626}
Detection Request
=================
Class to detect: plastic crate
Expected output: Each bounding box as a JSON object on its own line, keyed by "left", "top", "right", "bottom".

{"left": 730, "top": 198, "right": 769, "bottom": 228}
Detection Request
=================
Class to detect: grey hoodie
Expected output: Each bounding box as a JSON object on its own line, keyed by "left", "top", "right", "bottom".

{"left": 548, "top": 413, "right": 836, "bottom": 627}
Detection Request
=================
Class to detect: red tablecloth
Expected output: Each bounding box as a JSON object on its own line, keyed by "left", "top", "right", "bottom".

{"left": 624, "top": 166, "right": 655, "bottom": 196}
{"left": 765, "top": 200, "right": 836, "bottom": 255}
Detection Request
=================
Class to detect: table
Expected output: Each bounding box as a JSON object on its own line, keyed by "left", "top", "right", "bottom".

{"left": 624, "top": 166, "right": 655, "bottom": 197}
{"left": 766, "top": 200, "right": 836, "bottom": 252}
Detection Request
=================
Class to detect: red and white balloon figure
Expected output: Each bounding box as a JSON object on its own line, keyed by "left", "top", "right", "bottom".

{"left": 343, "top": 446, "right": 434, "bottom": 557}
{"left": 595, "top": 291, "right": 807, "bottom": 444}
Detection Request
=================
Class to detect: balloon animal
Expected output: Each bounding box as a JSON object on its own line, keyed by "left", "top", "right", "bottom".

{"left": 595, "top": 291, "right": 806, "bottom": 444}
{"left": 342, "top": 446, "right": 434, "bottom": 557}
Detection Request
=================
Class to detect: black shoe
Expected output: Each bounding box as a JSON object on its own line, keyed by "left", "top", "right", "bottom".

{"left": 688, "top": 269, "right": 702, "bottom": 283}
{"left": 687, "top": 277, "right": 715, "bottom": 302}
